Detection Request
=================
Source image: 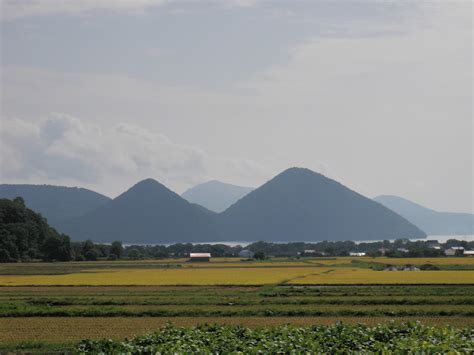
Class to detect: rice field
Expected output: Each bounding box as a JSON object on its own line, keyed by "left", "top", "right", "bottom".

{"left": 0, "top": 258, "right": 473, "bottom": 351}
{"left": 0, "top": 266, "right": 472, "bottom": 286}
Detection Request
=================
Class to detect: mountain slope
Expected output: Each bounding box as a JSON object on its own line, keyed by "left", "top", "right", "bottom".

{"left": 63, "top": 179, "right": 218, "bottom": 243}
{"left": 182, "top": 180, "right": 254, "bottom": 213}
{"left": 0, "top": 184, "right": 110, "bottom": 231}
{"left": 374, "top": 195, "right": 474, "bottom": 235}
{"left": 219, "top": 168, "right": 426, "bottom": 242}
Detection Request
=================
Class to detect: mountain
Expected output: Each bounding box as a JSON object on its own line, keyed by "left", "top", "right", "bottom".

{"left": 219, "top": 168, "right": 426, "bottom": 242}
{"left": 182, "top": 180, "right": 254, "bottom": 213}
{"left": 0, "top": 184, "right": 110, "bottom": 231}
{"left": 374, "top": 195, "right": 474, "bottom": 235}
{"left": 62, "top": 179, "right": 218, "bottom": 243}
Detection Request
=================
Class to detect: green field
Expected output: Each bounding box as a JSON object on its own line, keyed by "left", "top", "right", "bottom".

{"left": 0, "top": 257, "right": 473, "bottom": 352}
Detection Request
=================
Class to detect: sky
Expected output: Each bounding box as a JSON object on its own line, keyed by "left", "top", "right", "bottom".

{"left": 0, "top": 0, "right": 472, "bottom": 213}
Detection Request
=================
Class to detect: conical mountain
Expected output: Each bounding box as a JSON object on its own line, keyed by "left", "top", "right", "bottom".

{"left": 219, "top": 168, "right": 426, "bottom": 241}
{"left": 182, "top": 180, "right": 254, "bottom": 213}
{"left": 63, "top": 179, "right": 218, "bottom": 243}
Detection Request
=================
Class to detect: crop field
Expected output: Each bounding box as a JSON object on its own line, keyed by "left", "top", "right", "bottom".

{"left": 0, "top": 257, "right": 473, "bottom": 286}
{"left": 0, "top": 257, "right": 472, "bottom": 351}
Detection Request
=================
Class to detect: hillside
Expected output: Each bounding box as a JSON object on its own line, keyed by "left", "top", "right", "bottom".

{"left": 219, "top": 168, "right": 426, "bottom": 242}
{"left": 374, "top": 195, "right": 474, "bottom": 235}
{"left": 182, "top": 180, "right": 254, "bottom": 212}
{"left": 0, "top": 198, "right": 72, "bottom": 262}
{"left": 62, "top": 179, "right": 219, "bottom": 243}
{"left": 0, "top": 184, "right": 110, "bottom": 232}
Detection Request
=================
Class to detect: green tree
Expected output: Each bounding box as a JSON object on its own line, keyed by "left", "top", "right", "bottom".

{"left": 42, "top": 234, "right": 72, "bottom": 261}
{"left": 84, "top": 249, "right": 99, "bottom": 261}
{"left": 110, "top": 241, "right": 123, "bottom": 259}
{"left": 128, "top": 248, "right": 142, "bottom": 260}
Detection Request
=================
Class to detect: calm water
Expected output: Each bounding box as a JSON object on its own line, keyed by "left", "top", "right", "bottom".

{"left": 125, "top": 235, "right": 474, "bottom": 247}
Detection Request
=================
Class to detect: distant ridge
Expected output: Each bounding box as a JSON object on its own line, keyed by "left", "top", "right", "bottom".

{"left": 374, "top": 195, "right": 474, "bottom": 235}
{"left": 3, "top": 169, "right": 430, "bottom": 244}
{"left": 219, "top": 168, "right": 426, "bottom": 242}
{"left": 182, "top": 180, "right": 254, "bottom": 213}
{"left": 0, "top": 184, "right": 110, "bottom": 231}
{"left": 62, "top": 178, "right": 219, "bottom": 243}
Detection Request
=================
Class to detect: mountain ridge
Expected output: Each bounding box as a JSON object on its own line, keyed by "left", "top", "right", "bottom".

{"left": 0, "top": 184, "right": 111, "bottom": 231}
{"left": 374, "top": 195, "right": 474, "bottom": 235}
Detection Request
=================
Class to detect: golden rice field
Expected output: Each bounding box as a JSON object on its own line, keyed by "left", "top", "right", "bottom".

{"left": 0, "top": 266, "right": 473, "bottom": 286}
{"left": 290, "top": 268, "right": 474, "bottom": 285}
{"left": 0, "top": 267, "right": 317, "bottom": 286}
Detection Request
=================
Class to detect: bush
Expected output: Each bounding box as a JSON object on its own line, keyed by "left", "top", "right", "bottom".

{"left": 77, "top": 323, "right": 473, "bottom": 353}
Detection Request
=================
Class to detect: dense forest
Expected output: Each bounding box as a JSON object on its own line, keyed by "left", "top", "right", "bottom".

{"left": 0, "top": 197, "right": 72, "bottom": 262}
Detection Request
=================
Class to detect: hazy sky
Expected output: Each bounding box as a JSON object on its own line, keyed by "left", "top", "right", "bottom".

{"left": 1, "top": 1, "right": 472, "bottom": 213}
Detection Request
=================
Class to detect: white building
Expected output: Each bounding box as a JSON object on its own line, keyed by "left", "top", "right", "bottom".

{"left": 189, "top": 253, "right": 211, "bottom": 262}
{"left": 349, "top": 252, "right": 366, "bottom": 256}
{"left": 444, "top": 247, "right": 464, "bottom": 256}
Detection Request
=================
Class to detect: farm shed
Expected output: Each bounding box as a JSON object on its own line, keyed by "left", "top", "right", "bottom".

{"left": 239, "top": 250, "right": 254, "bottom": 258}
{"left": 189, "top": 253, "right": 211, "bottom": 262}
{"left": 445, "top": 247, "right": 464, "bottom": 256}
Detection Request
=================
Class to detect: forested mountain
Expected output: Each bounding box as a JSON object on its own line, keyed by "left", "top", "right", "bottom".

{"left": 0, "top": 197, "right": 72, "bottom": 262}
{"left": 62, "top": 179, "right": 219, "bottom": 243}
{"left": 182, "top": 180, "right": 253, "bottom": 212}
{"left": 0, "top": 184, "right": 110, "bottom": 231}
{"left": 374, "top": 195, "right": 474, "bottom": 235}
{"left": 218, "top": 168, "right": 426, "bottom": 242}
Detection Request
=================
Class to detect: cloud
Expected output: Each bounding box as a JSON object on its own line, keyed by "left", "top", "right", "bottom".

{"left": 1, "top": 0, "right": 167, "bottom": 21}
{"left": 0, "top": 114, "right": 267, "bottom": 196}
{"left": 1, "top": 0, "right": 259, "bottom": 21}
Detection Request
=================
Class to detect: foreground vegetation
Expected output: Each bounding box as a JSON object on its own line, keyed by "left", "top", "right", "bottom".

{"left": 77, "top": 323, "right": 473, "bottom": 353}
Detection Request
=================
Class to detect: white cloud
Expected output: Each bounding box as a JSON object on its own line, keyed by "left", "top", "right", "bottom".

{"left": 1, "top": 0, "right": 167, "bottom": 21}
{"left": 0, "top": 0, "right": 259, "bottom": 21}
{"left": 0, "top": 114, "right": 267, "bottom": 196}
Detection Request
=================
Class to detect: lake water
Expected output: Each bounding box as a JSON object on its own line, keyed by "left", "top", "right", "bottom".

{"left": 125, "top": 235, "right": 474, "bottom": 247}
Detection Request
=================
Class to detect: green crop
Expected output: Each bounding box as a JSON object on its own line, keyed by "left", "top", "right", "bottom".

{"left": 78, "top": 322, "right": 473, "bottom": 353}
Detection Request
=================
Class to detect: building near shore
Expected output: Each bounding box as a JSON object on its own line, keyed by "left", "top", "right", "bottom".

{"left": 189, "top": 253, "right": 211, "bottom": 262}
{"left": 239, "top": 250, "right": 254, "bottom": 258}
{"left": 349, "top": 252, "right": 366, "bottom": 256}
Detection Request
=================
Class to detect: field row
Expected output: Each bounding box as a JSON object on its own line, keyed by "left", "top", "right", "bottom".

{"left": 0, "top": 285, "right": 472, "bottom": 318}
{"left": 1, "top": 267, "right": 473, "bottom": 286}
{"left": 2, "top": 304, "right": 473, "bottom": 318}
{"left": 0, "top": 257, "right": 472, "bottom": 276}
{"left": 1, "top": 316, "right": 473, "bottom": 349}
